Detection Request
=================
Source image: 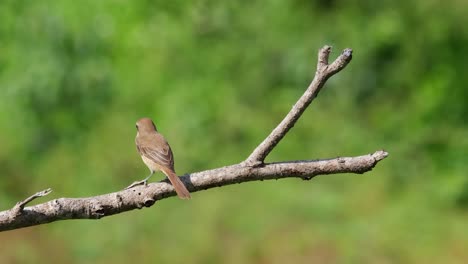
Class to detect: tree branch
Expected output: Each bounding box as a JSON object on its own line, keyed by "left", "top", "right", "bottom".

{"left": 0, "top": 46, "right": 387, "bottom": 232}
{"left": 245, "top": 46, "right": 352, "bottom": 166}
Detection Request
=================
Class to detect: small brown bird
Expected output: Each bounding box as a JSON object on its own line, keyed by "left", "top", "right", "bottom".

{"left": 126, "top": 117, "right": 191, "bottom": 199}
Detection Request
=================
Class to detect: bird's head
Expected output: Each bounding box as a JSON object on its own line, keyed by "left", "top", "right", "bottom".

{"left": 136, "top": 117, "right": 157, "bottom": 133}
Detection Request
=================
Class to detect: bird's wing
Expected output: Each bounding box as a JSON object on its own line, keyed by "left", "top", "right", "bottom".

{"left": 137, "top": 142, "right": 174, "bottom": 170}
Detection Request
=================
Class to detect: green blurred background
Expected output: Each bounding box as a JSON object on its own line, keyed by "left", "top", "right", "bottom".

{"left": 1, "top": 0, "right": 467, "bottom": 263}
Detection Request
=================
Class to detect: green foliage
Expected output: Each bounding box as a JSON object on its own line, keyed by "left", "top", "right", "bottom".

{"left": 0, "top": 0, "right": 467, "bottom": 263}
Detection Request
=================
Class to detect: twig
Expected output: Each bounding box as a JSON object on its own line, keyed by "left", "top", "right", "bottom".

{"left": 0, "top": 45, "right": 387, "bottom": 232}
{"left": 11, "top": 188, "right": 52, "bottom": 216}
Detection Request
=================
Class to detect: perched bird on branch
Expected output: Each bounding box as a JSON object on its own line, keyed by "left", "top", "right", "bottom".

{"left": 126, "top": 117, "right": 191, "bottom": 199}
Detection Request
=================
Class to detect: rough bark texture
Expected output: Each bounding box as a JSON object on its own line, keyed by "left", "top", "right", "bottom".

{"left": 0, "top": 46, "right": 388, "bottom": 232}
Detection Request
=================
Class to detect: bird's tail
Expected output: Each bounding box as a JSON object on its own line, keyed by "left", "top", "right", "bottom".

{"left": 161, "top": 167, "right": 191, "bottom": 199}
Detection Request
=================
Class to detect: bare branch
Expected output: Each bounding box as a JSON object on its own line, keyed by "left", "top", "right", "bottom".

{"left": 0, "top": 45, "right": 387, "bottom": 232}
{"left": 0, "top": 151, "right": 387, "bottom": 232}
{"left": 245, "top": 46, "right": 353, "bottom": 166}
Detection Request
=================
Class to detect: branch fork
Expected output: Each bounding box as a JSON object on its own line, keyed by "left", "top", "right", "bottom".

{"left": 244, "top": 46, "right": 353, "bottom": 166}
{"left": 11, "top": 188, "right": 52, "bottom": 217}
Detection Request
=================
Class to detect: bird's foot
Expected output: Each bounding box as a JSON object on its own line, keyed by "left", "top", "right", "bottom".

{"left": 124, "top": 179, "right": 148, "bottom": 190}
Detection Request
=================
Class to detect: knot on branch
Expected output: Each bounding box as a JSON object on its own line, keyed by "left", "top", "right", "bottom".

{"left": 144, "top": 198, "right": 156, "bottom": 207}
{"left": 90, "top": 200, "right": 106, "bottom": 219}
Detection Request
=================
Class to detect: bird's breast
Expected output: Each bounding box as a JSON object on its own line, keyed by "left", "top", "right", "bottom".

{"left": 141, "top": 155, "right": 164, "bottom": 172}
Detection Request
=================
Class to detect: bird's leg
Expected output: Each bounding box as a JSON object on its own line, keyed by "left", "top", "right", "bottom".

{"left": 142, "top": 172, "right": 154, "bottom": 184}
{"left": 125, "top": 171, "right": 154, "bottom": 189}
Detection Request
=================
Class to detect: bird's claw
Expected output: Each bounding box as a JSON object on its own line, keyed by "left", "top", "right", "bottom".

{"left": 124, "top": 179, "right": 148, "bottom": 190}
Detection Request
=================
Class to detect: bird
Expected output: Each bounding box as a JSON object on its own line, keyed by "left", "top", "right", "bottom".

{"left": 126, "top": 117, "right": 191, "bottom": 199}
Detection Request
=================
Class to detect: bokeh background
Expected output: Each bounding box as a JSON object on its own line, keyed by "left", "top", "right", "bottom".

{"left": 1, "top": 1, "right": 467, "bottom": 263}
